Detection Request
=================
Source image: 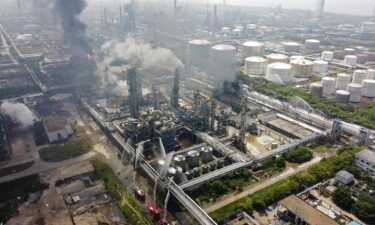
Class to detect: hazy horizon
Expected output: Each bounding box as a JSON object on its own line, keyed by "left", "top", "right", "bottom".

{"left": 180, "top": 0, "right": 374, "bottom": 16}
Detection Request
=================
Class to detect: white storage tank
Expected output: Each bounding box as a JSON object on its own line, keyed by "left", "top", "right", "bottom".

{"left": 309, "top": 82, "right": 323, "bottom": 97}
{"left": 344, "top": 48, "right": 355, "bottom": 55}
{"left": 266, "top": 53, "right": 289, "bottom": 64}
{"left": 173, "top": 167, "right": 187, "bottom": 184}
{"left": 173, "top": 155, "right": 187, "bottom": 171}
{"left": 201, "top": 147, "right": 214, "bottom": 163}
{"left": 313, "top": 60, "right": 329, "bottom": 73}
{"left": 362, "top": 79, "right": 375, "bottom": 98}
{"left": 347, "top": 83, "right": 362, "bottom": 103}
{"left": 305, "top": 39, "right": 320, "bottom": 50}
{"left": 244, "top": 57, "right": 266, "bottom": 75}
{"left": 221, "top": 27, "right": 231, "bottom": 34}
{"left": 290, "top": 55, "right": 304, "bottom": 62}
{"left": 336, "top": 73, "right": 351, "bottom": 90}
{"left": 187, "top": 150, "right": 200, "bottom": 168}
{"left": 322, "top": 77, "right": 336, "bottom": 96}
{"left": 283, "top": 42, "right": 300, "bottom": 53}
{"left": 242, "top": 41, "right": 265, "bottom": 57}
{"left": 266, "top": 63, "right": 293, "bottom": 84}
{"left": 335, "top": 90, "right": 350, "bottom": 103}
{"left": 210, "top": 44, "right": 237, "bottom": 82}
{"left": 157, "top": 159, "right": 165, "bottom": 173}
{"left": 344, "top": 55, "right": 357, "bottom": 66}
{"left": 232, "top": 28, "right": 242, "bottom": 37}
{"left": 188, "top": 39, "right": 211, "bottom": 69}
{"left": 291, "top": 59, "right": 314, "bottom": 78}
{"left": 352, "top": 70, "right": 367, "bottom": 84}
{"left": 321, "top": 51, "right": 334, "bottom": 60}
{"left": 367, "top": 69, "right": 375, "bottom": 80}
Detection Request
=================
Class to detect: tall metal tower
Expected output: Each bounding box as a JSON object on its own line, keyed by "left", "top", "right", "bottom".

{"left": 171, "top": 69, "right": 180, "bottom": 109}
{"left": 174, "top": 0, "right": 177, "bottom": 18}
{"left": 239, "top": 85, "right": 248, "bottom": 152}
{"left": 315, "top": 0, "right": 325, "bottom": 21}
{"left": 127, "top": 67, "right": 140, "bottom": 118}
{"left": 372, "top": 6, "right": 375, "bottom": 22}
{"left": 210, "top": 98, "right": 216, "bottom": 131}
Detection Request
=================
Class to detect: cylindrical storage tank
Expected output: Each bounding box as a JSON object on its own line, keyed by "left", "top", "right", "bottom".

{"left": 291, "top": 59, "right": 313, "bottom": 78}
{"left": 173, "top": 155, "right": 186, "bottom": 171}
{"left": 188, "top": 39, "right": 211, "bottom": 69}
{"left": 202, "top": 165, "right": 210, "bottom": 174}
{"left": 221, "top": 27, "right": 231, "bottom": 34}
{"left": 344, "top": 48, "right": 355, "bottom": 55}
{"left": 217, "top": 159, "right": 225, "bottom": 169}
{"left": 265, "top": 63, "right": 293, "bottom": 84}
{"left": 290, "top": 55, "right": 304, "bottom": 62}
{"left": 347, "top": 83, "right": 362, "bottom": 103}
{"left": 193, "top": 168, "right": 200, "bottom": 177}
{"left": 201, "top": 147, "right": 214, "bottom": 163}
{"left": 313, "top": 60, "right": 329, "bottom": 73}
{"left": 309, "top": 83, "right": 323, "bottom": 97}
{"left": 167, "top": 167, "right": 177, "bottom": 179}
{"left": 333, "top": 50, "right": 345, "bottom": 59}
{"left": 367, "top": 69, "right": 375, "bottom": 80}
{"left": 187, "top": 150, "right": 200, "bottom": 168}
{"left": 173, "top": 167, "right": 187, "bottom": 184}
{"left": 362, "top": 80, "right": 375, "bottom": 98}
{"left": 336, "top": 73, "right": 351, "bottom": 90}
{"left": 321, "top": 51, "right": 334, "bottom": 60}
{"left": 352, "top": 70, "right": 367, "bottom": 84}
{"left": 271, "top": 142, "right": 278, "bottom": 150}
{"left": 305, "top": 39, "right": 320, "bottom": 50}
{"left": 210, "top": 44, "right": 237, "bottom": 82}
{"left": 322, "top": 77, "right": 336, "bottom": 96}
{"left": 244, "top": 57, "right": 266, "bottom": 75}
{"left": 242, "top": 41, "right": 265, "bottom": 57}
{"left": 335, "top": 90, "right": 350, "bottom": 103}
{"left": 283, "top": 42, "right": 300, "bottom": 53}
{"left": 232, "top": 28, "right": 242, "bottom": 37}
{"left": 266, "top": 53, "right": 288, "bottom": 64}
{"left": 209, "top": 162, "right": 216, "bottom": 171}
{"left": 157, "top": 160, "right": 165, "bottom": 173}
{"left": 344, "top": 55, "right": 357, "bottom": 66}
{"left": 356, "top": 54, "right": 368, "bottom": 64}
{"left": 185, "top": 171, "right": 193, "bottom": 180}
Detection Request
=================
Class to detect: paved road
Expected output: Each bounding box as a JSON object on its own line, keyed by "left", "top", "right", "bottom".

{"left": 203, "top": 156, "right": 324, "bottom": 213}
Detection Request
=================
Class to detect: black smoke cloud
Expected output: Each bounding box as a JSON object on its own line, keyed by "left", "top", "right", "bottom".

{"left": 54, "top": 0, "right": 91, "bottom": 52}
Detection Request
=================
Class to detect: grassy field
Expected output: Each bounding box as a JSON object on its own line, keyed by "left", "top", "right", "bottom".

{"left": 18, "top": 46, "right": 43, "bottom": 54}
{"left": 39, "top": 136, "right": 92, "bottom": 162}
{"left": 91, "top": 160, "right": 153, "bottom": 225}
{"left": 0, "top": 161, "right": 34, "bottom": 177}
{"left": 209, "top": 147, "right": 359, "bottom": 220}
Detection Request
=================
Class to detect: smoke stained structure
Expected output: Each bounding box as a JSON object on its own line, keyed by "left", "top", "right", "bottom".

{"left": 0, "top": 101, "right": 34, "bottom": 128}
{"left": 102, "top": 37, "right": 184, "bottom": 71}
{"left": 54, "top": 0, "right": 91, "bottom": 52}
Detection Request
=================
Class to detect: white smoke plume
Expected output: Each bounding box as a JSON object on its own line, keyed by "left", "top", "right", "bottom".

{"left": 101, "top": 37, "right": 184, "bottom": 71}
{"left": 98, "top": 37, "right": 183, "bottom": 96}
{"left": 0, "top": 101, "right": 34, "bottom": 128}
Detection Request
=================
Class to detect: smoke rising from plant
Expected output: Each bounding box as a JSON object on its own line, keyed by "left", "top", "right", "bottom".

{"left": 0, "top": 101, "right": 34, "bottom": 128}
{"left": 54, "top": 0, "right": 91, "bottom": 52}
{"left": 102, "top": 37, "right": 184, "bottom": 71}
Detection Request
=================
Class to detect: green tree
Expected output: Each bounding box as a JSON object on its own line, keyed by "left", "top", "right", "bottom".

{"left": 252, "top": 199, "right": 266, "bottom": 211}
{"left": 352, "top": 196, "right": 375, "bottom": 222}
{"left": 283, "top": 146, "right": 313, "bottom": 163}
{"left": 332, "top": 187, "right": 354, "bottom": 210}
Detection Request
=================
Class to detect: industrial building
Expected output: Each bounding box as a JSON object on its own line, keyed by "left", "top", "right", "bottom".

{"left": 43, "top": 116, "right": 73, "bottom": 143}
{"left": 355, "top": 149, "right": 375, "bottom": 176}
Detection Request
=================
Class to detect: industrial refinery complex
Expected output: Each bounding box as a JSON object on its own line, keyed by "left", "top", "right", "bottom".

{"left": 0, "top": 0, "right": 375, "bottom": 225}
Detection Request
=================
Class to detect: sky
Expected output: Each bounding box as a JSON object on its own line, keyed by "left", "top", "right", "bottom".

{"left": 182, "top": 0, "right": 375, "bottom": 16}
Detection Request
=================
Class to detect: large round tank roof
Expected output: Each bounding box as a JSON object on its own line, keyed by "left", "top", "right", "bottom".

{"left": 189, "top": 39, "right": 211, "bottom": 45}
{"left": 268, "top": 62, "right": 292, "bottom": 70}
{"left": 293, "top": 59, "right": 313, "bottom": 65}
{"left": 243, "top": 41, "right": 264, "bottom": 47}
{"left": 245, "top": 56, "right": 266, "bottom": 63}
{"left": 212, "top": 44, "right": 236, "bottom": 51}
{"left": 283, "top": 41, "right": 300, "bottom": 46}
{"left": 267, "top": 53, "right": 288, "bottom": 60}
